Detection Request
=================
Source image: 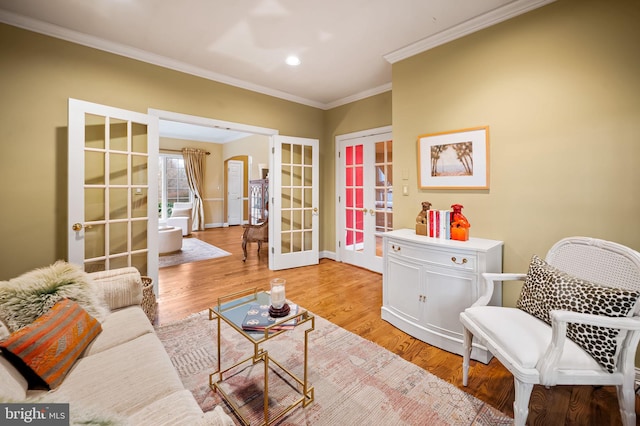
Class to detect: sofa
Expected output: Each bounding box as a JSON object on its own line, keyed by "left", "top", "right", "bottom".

{"left": 0, "top": 262, "right": 234, "bottom": 426}
{"left": 166, "top": 202, "right": 193, "bottom": 236}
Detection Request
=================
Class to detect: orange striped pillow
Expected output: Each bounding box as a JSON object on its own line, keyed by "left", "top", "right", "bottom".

{"left": 0, "top": 298, "right": 102, "bottom": 389}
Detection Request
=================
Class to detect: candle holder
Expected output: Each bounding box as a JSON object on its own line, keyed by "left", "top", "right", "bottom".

{"left": 269, "top": 278, "right": 290, "bottom": 317}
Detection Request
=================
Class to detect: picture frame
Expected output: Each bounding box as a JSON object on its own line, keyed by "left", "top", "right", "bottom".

{"left": 417, "top": 126, "right": 489, "bottom": 190}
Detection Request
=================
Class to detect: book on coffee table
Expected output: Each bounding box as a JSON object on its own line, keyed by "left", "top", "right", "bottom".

{"left": 241, "top": 303, "right": 299, "bottom": 331}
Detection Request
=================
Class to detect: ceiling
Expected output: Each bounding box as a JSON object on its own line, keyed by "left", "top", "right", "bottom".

{"left": 0, "top": 0, "right": 554, "bottom": 110}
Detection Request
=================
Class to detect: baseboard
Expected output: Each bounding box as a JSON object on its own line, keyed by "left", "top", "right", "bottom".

{"left": 204, "top": 222, "right": 225, "bottom": 229}
{"left": 320, "top": 250, "right": 336, "bottom": 261}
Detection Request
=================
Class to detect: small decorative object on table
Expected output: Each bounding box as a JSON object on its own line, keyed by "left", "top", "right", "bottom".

{"left": 450, "top": 204, "right": 470, "bottom": 241}
{"left": 141, "top": 276, "right": 157, "bottom": 323}
{"left": 269, "top": 278, "right": 290, "bottom": 317}
{"left": 415, "top": 201, "right": 431, "bottom": 236}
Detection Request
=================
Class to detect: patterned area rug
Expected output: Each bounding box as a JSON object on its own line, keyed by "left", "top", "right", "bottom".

{"left": 155, "top": 310, "right": 512, "bottom": 425}
{"left": 159, "top": 238, "right": 231, "bottom": 268}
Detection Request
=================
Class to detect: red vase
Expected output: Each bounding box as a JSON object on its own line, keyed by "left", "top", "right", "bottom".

{"left": 450, "top": 204, "right": 470, "bottom": 241}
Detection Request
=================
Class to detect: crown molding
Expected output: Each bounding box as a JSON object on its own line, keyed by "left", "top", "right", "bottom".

{"left": 0, "top": 9, "right": 327, "bottom": 109}
{"left": 324, "top": 83, "right": 392, "bottom": 110}
{"left": 384, "top": 0, "right": 556, "bottom": 64}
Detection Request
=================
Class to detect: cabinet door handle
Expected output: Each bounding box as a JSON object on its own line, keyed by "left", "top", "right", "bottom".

{"left": 451, "top": 256, "right": 468, "bottom": 265}
{"left": 392, "top": 244, "right": 401, "bottom": 252}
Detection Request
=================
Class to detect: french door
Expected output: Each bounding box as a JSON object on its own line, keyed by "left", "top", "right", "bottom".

{"left": 270, "top": 135, "right": 319, "bottom": 270}
{"left": 336, "top": 127, "right": 393, "bottom": 273}
{"left": 68, "top": 99, "right": 159, "bottom": 290}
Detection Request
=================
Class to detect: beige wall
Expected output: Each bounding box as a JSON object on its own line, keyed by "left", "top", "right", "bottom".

{"left": 393, "top": 0, "right": 640, "bottom": 303}
{"left": 0, "top": 23, "right": 323, "bottom": 279}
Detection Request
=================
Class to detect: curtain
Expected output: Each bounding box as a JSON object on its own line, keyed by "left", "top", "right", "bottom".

{"left": 182, "top": 148, "right": 207, "bottom": 231}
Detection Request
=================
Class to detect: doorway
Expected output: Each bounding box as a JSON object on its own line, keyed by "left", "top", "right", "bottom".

{"left": 148, "top": 109, "right": 321, "bottom": 272}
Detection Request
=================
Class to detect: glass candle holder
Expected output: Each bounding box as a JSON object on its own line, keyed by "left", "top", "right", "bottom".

{"left": 270, "top": 278, "right": 286, "bottom": 309}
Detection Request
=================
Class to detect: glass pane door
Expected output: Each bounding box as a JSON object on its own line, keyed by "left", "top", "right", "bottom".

{"left": 337, "top": 129, "right": 392, "bottom": 273}
{"left": 68, "top": 99, "right": 159, "bottom": 287}
{"left": 270, "top": 135, "right": 319, "bottom": 270}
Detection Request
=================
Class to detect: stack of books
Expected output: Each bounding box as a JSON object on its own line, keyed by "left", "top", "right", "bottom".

{"left": 423, "top": 209, "right": 452, "bottom": 239}
{"left": 241, "top": 303, "right": 299, "bottom": 332}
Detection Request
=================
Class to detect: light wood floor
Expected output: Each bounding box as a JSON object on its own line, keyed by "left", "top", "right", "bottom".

{"left": 157, "top": 226, "right": 637, "bottom": 425}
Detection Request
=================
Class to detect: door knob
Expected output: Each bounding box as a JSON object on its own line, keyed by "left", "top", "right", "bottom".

{"left": 72, "top": 223, "right": 83, "bottom": 231}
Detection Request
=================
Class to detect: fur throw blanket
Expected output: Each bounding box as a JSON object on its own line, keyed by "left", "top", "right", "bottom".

{"left": 0, "top": 261, "right": 110, "bottom": 333}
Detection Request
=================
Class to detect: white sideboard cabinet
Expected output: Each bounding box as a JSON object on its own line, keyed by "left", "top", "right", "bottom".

{"left": 381, "top": 228, "right": 503, "bottom": 363}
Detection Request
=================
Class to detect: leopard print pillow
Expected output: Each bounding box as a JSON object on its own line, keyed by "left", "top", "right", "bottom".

{"left": 517, "top": 255, "right": 640, "bottom": 373}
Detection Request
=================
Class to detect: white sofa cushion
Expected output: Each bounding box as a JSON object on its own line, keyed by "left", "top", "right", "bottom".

{"left": 463, "top": 306, "right": 603, "bottom": 371}
{"left": 89, "top": 267, "right": 143, "bottom": 310}
{"left": 0, "top": 354, "right": 28, "bottom": 400}
{"left": 84, "top": 306, "right": 154, "bottom": 357}
{"left": 31, "top": 333, "right": 186, "bottom": 416}
{"left": 171, "top": 208, "right": 192, "bottom": 218}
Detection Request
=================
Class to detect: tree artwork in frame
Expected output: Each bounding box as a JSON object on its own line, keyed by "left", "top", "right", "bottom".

{"left": 417, "top": 126, "right": 489, "bottom": 190}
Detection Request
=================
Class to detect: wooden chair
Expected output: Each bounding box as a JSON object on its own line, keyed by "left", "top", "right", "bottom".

{"left": 460, "top": 236, "right": 640, "bottom": 426}
{"left": 242, "top": 218, "right": 268, "bottom": 262}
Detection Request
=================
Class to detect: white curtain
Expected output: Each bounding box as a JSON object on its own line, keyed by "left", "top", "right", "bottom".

{"left": 181, "top": 148, "right": 206, "bottom": 231}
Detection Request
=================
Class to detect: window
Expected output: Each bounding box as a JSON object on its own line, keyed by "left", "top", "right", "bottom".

{"left": 158, "top": 154, "right": 192, "bottom": 219}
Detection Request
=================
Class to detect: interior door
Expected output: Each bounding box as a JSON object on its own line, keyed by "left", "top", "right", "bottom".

{"left": 270, "top": 135, "right": 319, "bottom": 270}
{"left": 227, "top": 160, "right": 244, "bottom": 225}
{"left": 337, "top": 128, "right": 392, "bottom": 273}
{"left": 68, "top": 98, "right": 159, "bottom": 290}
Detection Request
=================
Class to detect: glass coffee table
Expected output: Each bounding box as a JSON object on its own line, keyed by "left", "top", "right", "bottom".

{"left": 209, "top": 288, "right": 315, "bottom": 426}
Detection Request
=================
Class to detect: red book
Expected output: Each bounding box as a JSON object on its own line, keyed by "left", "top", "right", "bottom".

{"left": 428, "top": 210, "right": 435, "bottom": 237}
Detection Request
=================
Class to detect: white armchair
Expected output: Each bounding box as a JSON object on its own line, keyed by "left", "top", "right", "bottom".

{"left": 460, "top": 237, "right": 640, "bottom": 426}
{"left": 166, "top": 202, "right": 193, "bottom": 236}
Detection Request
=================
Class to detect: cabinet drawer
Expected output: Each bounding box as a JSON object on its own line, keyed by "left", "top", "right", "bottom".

{"left": 387, "top": 240, "right": 477, "bottom": 271}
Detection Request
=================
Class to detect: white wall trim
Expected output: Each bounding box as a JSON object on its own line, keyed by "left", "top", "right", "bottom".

{"left": 336, "top": 125, "right": 393, "bottom": 142}
{"left": 384, "top": 0, "right": 556, "bottom": 64}
{"left": 324, "top": 84, "right": 392, "bottom": 110}
{"left": 204, "top": 223, "right": 225, "bottom": 229}
{"left": 148, "top": 109, "right": 279, "bottom": 137}
{"left": 320, "top": 250, "right": 337, "bottom": 261}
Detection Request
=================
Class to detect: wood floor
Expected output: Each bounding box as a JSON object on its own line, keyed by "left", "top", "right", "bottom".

{"left": 157, "top": 226, "right": 637, "bottom": 425}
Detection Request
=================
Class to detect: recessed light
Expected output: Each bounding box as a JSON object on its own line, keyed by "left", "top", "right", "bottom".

{"left": 286, "top": 55, "right": 301, "bottom": 66}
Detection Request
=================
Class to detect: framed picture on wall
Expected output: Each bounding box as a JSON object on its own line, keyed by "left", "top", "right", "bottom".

{"left": 417, "top": 126, "right": 489, "bottom": 190}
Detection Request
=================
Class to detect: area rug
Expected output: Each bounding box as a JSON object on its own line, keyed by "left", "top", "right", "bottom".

{"left": 159, "top": 238, "right": 231, "bottom": 268}
{"left": 155, "top": 310, "right": 512, "bottom": 425}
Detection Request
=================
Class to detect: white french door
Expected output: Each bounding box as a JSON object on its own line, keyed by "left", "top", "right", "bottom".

{"left": 270, "top": 135, "right": 319, "bottom": 270}
{"left": 336, "top": 127, "right": 393, "bottom": 273}
{"left": 68, "top": 99, "right": 159, "bottom": 290}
